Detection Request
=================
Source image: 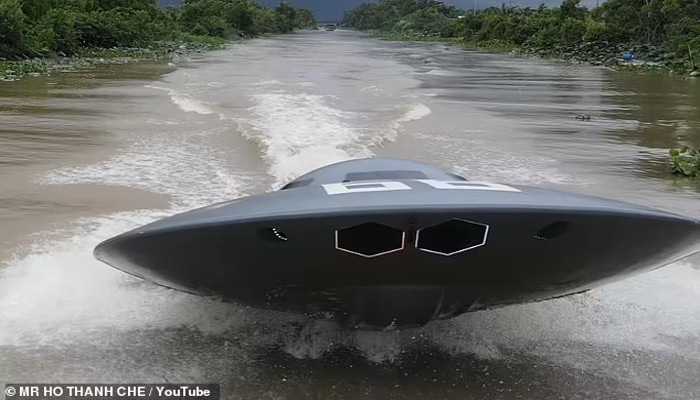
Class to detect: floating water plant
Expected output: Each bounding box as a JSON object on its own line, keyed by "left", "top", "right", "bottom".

{"left": 669, "top": 147, "right": 700, "bottom": 178}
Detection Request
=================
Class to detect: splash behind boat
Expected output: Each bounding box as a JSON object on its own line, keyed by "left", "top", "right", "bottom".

{"left": 94, "top": 158, "right": 700, "bottom": 329}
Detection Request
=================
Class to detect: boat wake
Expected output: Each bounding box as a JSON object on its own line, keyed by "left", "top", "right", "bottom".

{"left": 235, "top": 84, "right": 432, "bottom": 188}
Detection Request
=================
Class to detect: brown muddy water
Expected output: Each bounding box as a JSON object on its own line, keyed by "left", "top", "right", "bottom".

{"left": 1, "top": 30, "right": 699, "bottom": 400}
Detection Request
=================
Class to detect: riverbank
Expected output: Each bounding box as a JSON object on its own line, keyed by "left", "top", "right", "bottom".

{"left": 364, "top": 31, "right": 698, "bottom": 76}
{"left": 0, "top": 0, "right": 317, "bottom": 82}
{"left": 0, "top": 36, "right": 227, "bottom": 82}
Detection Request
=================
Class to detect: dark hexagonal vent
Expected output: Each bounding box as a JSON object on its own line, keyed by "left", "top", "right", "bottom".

{"left": 336, "top": 222, "right": 405, "bottom": 258}
{"left": 416, "top": 219, "right": 488, "bottom": 256}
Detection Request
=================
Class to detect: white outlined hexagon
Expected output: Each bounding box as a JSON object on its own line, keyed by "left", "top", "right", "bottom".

{"left": 415, "top": 218, "right": 489, "bottom": 256}
{"left": 335, "top": 222, "right": 406, "bottom": 258}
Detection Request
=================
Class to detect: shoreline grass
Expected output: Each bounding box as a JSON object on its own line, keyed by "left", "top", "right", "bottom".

{"left": 0, "top": 36, "right": 230, "bottom": 81}
{"left": 362, "top": 30, "right": 690, "bottom": 75}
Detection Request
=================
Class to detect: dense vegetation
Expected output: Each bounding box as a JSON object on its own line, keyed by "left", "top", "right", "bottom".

{"left": 669, "top": 147, "right": 700, "bottom": 177}
{"left": 0, "top": 0, "right": 317, "bottom": 59}
{"left": 342, "top": 0, "right": 700, "bottom": 72}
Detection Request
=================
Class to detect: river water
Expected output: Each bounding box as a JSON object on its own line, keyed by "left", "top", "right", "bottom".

{"left": 1, "top": 30, "right": 699, "bottom": 399}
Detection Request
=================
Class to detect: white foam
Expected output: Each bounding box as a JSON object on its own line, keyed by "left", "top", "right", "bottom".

{"left": 280, "top": 319, "right": 344, "bottom": 359}
{"left": 171, "top": 95, "right": 214, "bottom": 115}
{"left": 354, "top": 330, "right": 403, "bottom": 363}
{"left": 240, "top": 92, "right": 375, "bottom": 187}
{"left": 257, "top": 258, "right": 698, "bottom": 364}
{"left": 41, "top": 126, "right": 248, "bottom": 209}
{"left": 275, "top": 320, "right": 413, "bottom": 363}
{"left": 0, "top": 211, "right": 308, "bottom": 347}
{"left": 398, "top": 102, "right": 432, "bottom": 122}
{"left": 239, "top": 91, "right": 435, "bottom": 188}
{"left": 420, "top": 69, "right": 459, "bottom": 77}
{"left": 255, "top": 79, "right": 285, "bottom": 86}
{"left": 1, "top": 92, "right": 267, "bottom": 347}
{"left": 366, "top": 102, "right": 433, "bottom": 149}
{"left": 421, "top": 260, "right": 700, "bottom": 360}
{"left": 0, "top": 210, "right": 436, "bottom": 360}
{"left": 145, "top": 85, "right": 215, "bottom": 116}
{"left": 4, "top": 112, "right": 258, "bottom": 346}
{"left": 359, "top": 85, "right": 382, "bottom": 93}
{"left": 145, "top": 118, "right": 179, "bottom": 126}
{"left": 254, "top": 80, "right": 316, "bottom": 88}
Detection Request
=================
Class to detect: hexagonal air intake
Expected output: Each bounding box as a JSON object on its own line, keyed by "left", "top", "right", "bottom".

{"left": 335, "top": 222, "right": 405, "bottom": 258}
{"left": 415, "top": 219, "right": 489, "bottom": 256}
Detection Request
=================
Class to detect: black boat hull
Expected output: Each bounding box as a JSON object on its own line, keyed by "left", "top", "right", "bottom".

{"left": 94, "top": 158, "right": 700, "bottom": 329}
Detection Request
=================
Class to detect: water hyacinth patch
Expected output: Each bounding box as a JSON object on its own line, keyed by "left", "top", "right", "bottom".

{"left": 669, "top": 147, "right": 700, "bottom": 178}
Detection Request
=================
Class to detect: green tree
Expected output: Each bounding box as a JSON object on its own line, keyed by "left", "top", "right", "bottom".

{"left": 295, "top": 8, "right": 317, "bottom": 29}
{"left": 0, "top": 0, "right": 313, "bottom": 59}
{"left": 275, "top": 1, "right": 298, "bottom": 33}
{"left": 560, "top": 0, "right": 586, "bottom": 20}
{"left": 395, "top": 7, "right": 452, "bottom": 36}
{"left": 343, "top": 0, "right": 700, "bottom": 71}
{"left": 0, "top": 0, "right": 26, "bottom": 57}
